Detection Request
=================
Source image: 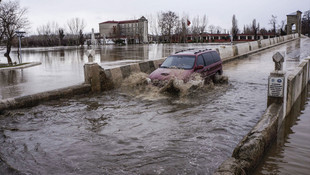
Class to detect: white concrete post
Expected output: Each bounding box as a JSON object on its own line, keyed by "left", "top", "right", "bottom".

{"left": 84, "top": 63, "right": 101, "bottom": 92}
{"left": 267, "top": 52, "right": 286, "bottom": 107}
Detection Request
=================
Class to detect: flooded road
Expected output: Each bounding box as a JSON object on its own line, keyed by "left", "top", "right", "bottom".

{"left": 0, "top": 44, "right": 219, "bottom": 99}
{"left": 0, "top": 38, "right": 310, "bottom": 174}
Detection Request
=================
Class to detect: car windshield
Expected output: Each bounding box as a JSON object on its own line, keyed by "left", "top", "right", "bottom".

{"left": 160, "top": 55, "right": 195, "bottom": 70}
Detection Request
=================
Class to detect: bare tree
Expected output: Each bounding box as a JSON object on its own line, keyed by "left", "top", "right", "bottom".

{"left": 208, "top": 24, "right": 215, "bottom": 34}
{"left": 191, "top": 16, "right": 200, "bottom": 42}
{"left": 302, "top": 10, "right": 310, "bottom": 36}
{"left": 79, "top": 29, "right": 85, "bottom": 46}
{"left": 269, "top": 15, "right": 277, "bottom": 36}
{"left": 66, "top": 17, "right": 86, "bottom": 45}
{"left": 279, "top": 20, "right": 286, "bottom": 35}
{"left": 67, "top": 17, "right": 86, "bottom": 35}
{"left": 215, "top": 26, "right": 222, "bottom": 34}
{"left": 231, "top": 14, "right": 239, "bottom": 41}
{"left": 58, "top": 28, "right": 65, "bottom": 45}
{"left": 177, "top": 15, "right": 189, "bottom": 43}
{"left": 260, "top": 28, "right": 268, "bottom": 38}
{"left": 0, "top": 0, "right": 28, "bottom": 65}
{"left": 251, "top": 19, "right": 260, "bottom": 40}
{"left": 158, "top": 11, "right": 179, "bottom": 43}
{"left": 146, "top": 14, "right": 159, "bottom": 42}
{"left": 243, "top": 25, "right": 251, "bottom": 34}
{"left": 36, "top": 21, "right": 61, "bottom": 46}
{"left": 0, "top": 0, "right": 2, "bottom": 44}
{"left": 200, "top": 14, "right": 208, "bottom": 34}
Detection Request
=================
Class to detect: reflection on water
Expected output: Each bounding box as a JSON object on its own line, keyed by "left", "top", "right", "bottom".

{"left": 255, "top": 86, "right": 310, "bottom": 175}
{"left": 0, "top": 44, "right": 219, "bottom": 99}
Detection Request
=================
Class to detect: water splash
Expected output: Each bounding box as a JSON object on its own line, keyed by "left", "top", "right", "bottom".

{"left": 121, "top": 72, "right": 228, "bottom": 100}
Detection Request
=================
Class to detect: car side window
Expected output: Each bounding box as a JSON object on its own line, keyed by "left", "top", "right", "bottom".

{"left": 202, "top": 52, "right": 213, "bottom": 66}
{"left": 211, "top": 51, "right": 221, "bottom": 62}
{"left": 196, "top": 55, "right": 205, "bottom": 66}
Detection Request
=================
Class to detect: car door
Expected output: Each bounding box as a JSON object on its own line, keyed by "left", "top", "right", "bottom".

{"left": 194, "top": 54, "right": 206, "bottom": 76}
{"left": 210, "top": 51, "right": 222, "bottom": 75}
{"left": 202, "top": 52, "right": 214, "bottom": 77}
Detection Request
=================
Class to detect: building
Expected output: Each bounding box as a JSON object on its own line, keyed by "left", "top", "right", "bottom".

{"left": 167, "top": 33, "right": 276, "bottom": 43}
{"left": 99, "top": 16, "right": 148, "bottom": 44}
{"left": 287, "top": 11, "right": 302, "bottom": 36}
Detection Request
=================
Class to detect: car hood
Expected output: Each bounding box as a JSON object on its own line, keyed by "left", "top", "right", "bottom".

{"left": 149, "top": 68, "right": 193, "bottom": 81}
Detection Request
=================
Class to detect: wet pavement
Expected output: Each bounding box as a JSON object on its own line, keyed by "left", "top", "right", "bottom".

{"left": 0, "top": 38, "right": 310, "bottom": 174}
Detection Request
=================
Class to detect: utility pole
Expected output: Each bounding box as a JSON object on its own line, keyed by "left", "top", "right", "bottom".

{"left": 16, "top": 31, "right": 25, "bottom": 64}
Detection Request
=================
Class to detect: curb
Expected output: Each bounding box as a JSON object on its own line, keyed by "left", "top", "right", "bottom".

{"left": 0, "top": 62, "right": 42, "bottom": 71}
{"left": 0, "top": 84, "right": 91, "bottom": 112}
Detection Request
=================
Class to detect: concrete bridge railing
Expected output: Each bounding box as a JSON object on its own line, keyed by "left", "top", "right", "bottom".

{"left": 218, "top": 33, "right": 299, "bottom": 63}
{"left": 0, "top": 84, "right": 91, "bottom": 112}
{"left": 214, "top": 56, "right": 310, "bottom": 175}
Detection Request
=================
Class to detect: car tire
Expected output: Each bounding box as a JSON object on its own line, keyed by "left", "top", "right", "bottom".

{"left": 213, "top": 71, "right": 221, "bottom": 83}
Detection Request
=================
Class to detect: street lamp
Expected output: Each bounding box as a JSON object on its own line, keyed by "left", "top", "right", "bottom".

{"left": 16, "top": 31, "right": 26, "bottom": 64}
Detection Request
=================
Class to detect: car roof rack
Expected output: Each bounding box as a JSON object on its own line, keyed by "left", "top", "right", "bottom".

{"left": 175, "top": 48, "right": 195, "bottom": 54}
{"left": 194, "top": 48, "right": 213, "bottom": 54}
{"left": 175, "top": 48, "right": 213, "bottom": 54}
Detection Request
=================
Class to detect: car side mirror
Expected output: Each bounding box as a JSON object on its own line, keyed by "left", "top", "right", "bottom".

{"left": 195, "top": 65, "right": 204, "bottom": 70}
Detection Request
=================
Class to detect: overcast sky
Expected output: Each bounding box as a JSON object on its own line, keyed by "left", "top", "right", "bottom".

{"left": 16, "top": 0, "right": 310, "bottom": 34}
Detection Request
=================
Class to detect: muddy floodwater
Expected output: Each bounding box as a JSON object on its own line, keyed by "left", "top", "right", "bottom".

{"left": 0, "top": 43, "right": 220, "bottom": 99}
{"left": 0, "top": 38, "right": 310, "bottom": 174}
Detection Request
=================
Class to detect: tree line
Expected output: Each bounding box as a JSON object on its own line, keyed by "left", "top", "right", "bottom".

{"left": 149, "top": 11, "right": 292, "bottom": 43}
{"left": 25, "top": 18, "right": 87, "bottom": 47}
{"left": 0, "top": 0, "right": 87, "bottom": 65}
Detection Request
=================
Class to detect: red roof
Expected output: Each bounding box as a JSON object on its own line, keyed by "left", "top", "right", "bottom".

{"left": 100, "top": 21, "right": 119, "bottom": 24}
{"left": 119, "top": 20, "right": 138, "bottom": 24}
{"left": 100, "top": 19, "right": 138, "bottom": 24}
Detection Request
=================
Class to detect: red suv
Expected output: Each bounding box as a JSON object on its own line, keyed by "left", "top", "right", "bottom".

{"left": 149, "top": 49, "right": 223, "bottom": 84}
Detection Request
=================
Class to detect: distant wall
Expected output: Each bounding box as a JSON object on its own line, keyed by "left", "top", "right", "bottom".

{"left": 218, "top": 33, "right": 298, "bottom": 62}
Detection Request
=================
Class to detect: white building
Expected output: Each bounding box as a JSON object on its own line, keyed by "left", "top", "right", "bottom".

{"left": 99, "top": 16, "right": 148, "bottom": 44}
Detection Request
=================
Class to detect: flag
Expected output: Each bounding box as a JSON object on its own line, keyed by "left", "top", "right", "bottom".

{"left": 187, "top": 19, "right": 191, "bottom": 26}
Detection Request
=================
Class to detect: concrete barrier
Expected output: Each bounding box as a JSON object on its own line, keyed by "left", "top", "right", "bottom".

{"left": 275, "top": 37, "right": 279, "bottom": 43}
{"left": 295, "top": 33, "right": 299, "bottom": 38}
{"left": 214, "top": 56, "right": 310, "bottom": 175}
{"left": 260, "top": 38, "right": 270, "bottom": 47}
{"left": 283, "top": 35, "right": 289, "bottom": 41}
{"left": 286, "top": 58, "right": 310, "bottom": 116}
{"left": 279, "top": 36, "right": 284, "bottom": 42}
{"left": 214, "top": 103, "right": 282, "bottom": 175}
{"left": 236, "top": 43, "right": 250, "bottom": 55}
{"left": 270, "top": 38, "right": 274, "bottom": 45}
{"left": 249, "top": 41, "right": 259, "bottom": 50}
{"left": 0, "top": 84, "right": 91, "bottom": 112}
{"left": 219, "top": 46, "right": 234, "bottom": 61}
{"left": 153, "top": 58, "right": 165, "bottom": 69}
